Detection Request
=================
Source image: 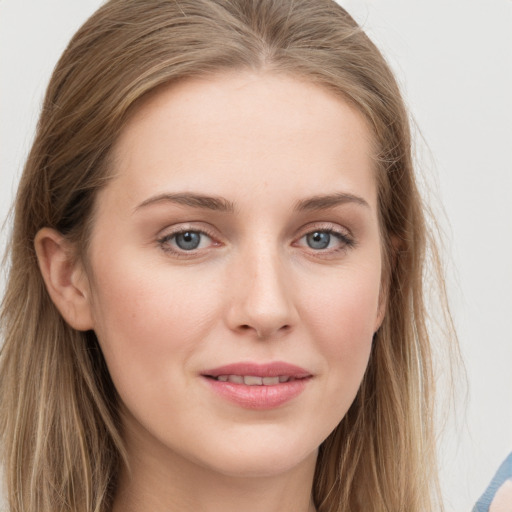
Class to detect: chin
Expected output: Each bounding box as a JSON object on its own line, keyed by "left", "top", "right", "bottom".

{"left": 190, "top": 431, "right": 320, "bottom": 479}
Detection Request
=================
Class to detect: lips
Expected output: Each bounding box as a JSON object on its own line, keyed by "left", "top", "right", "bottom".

{"left": 202, "top": 362, "right": 312, "bottom": 409}
{"left": 213, "top": 375, "right": 295, "bottom": 385}
{"left": 204, "top": 361, "right": 311, "bottom": 379}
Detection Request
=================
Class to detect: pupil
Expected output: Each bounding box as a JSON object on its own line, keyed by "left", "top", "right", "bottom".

{"left": 176, "top": 231, "right": 200, "bottom": 250}
{"left": 307, "top": 231, "right": 330, "bottom": 249}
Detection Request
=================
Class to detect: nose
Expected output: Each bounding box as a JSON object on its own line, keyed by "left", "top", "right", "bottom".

{"left": 225, "top": 246, "right": 298, "bottom": 340}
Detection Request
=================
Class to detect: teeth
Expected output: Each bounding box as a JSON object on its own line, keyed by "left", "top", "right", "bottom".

{"left": 214, "top": 375, "right": 293, "bottom": 385}
{"left": 244, "top": 375, "right": 263, "bottom": 385}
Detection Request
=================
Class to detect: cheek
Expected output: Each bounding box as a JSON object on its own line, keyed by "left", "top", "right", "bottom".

{"left": 299, "top": 263, "right": 381, "bottom": 389}
{"left": 304, "top": 263, "right": 381, "bottom": 339}
{"left": 87, "top": 256, "right": 222, "bottom": 385}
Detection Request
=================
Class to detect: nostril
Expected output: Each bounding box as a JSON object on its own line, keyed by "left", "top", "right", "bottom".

{"left": 236, "top": 323, "right": 292, "bottom": 339}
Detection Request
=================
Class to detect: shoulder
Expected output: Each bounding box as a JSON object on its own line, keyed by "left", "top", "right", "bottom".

{"left": 473, "top": 453, "right": 512, "bottom": 512}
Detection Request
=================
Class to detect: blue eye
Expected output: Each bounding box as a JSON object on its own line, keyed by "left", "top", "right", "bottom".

{"left": 174, "top": 231, "right": 202, "bottom": 250}
{"left": 297, "top": 228, "right": 354, "bottom": 253}
{"left": 306, "top": 231, "right": 332, "bottom": 250}
{"left": 159, "top": 229, "right": 213, "bottom": 253}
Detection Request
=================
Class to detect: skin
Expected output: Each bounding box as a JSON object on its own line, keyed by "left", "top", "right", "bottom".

{"left": 36, "top": 72, "right": 385, "bottom": 512}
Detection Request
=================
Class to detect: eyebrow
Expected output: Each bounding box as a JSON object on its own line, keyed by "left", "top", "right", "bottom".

{"left": 293, "top": 192, "right": 370, "bottom": 212}
{"left": 134, "top": 193, "right": 236, "bottom": 213}
{"left": 134, "top": 191, "right": 369, "bottom": 215}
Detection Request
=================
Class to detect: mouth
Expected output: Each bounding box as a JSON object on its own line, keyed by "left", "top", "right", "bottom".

{"left": 206, "top": 374, "right": 306, "bottom": 385}
{"left": 201, "top": 362, "right": 312, "bottom": 409}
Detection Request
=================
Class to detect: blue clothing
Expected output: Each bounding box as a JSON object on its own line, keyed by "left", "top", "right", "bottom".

{"left": 473, "top": 453, "right": 512, "bottom": 511}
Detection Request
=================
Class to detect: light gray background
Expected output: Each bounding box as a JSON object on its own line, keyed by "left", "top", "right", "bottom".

{"left": 1, "top": 1, "right": 511, "bottom": 510}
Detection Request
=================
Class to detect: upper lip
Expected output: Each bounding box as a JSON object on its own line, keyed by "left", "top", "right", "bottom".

{"left": 202, "top": 361, "right": 312, "bottom": 379}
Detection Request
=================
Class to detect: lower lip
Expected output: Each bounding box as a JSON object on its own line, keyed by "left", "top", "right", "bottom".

{"left": 203, "top": 377, "right": 310, "bottom": 410}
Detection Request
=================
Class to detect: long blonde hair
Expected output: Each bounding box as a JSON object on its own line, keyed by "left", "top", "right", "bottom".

{"left": 1, "top": 1, "right": 454, "bottom": 510}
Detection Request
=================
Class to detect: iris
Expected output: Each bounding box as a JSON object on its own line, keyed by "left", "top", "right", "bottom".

{"left": 306, "top": 231, "right": 331, "bottom": 250}
{"left": 175, "top": 231, "right": 201, "bottom": 250}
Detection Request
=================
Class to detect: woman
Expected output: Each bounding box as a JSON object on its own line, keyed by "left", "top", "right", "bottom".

{"left": 0, "top": 1, "right": 455, "bottom": 511}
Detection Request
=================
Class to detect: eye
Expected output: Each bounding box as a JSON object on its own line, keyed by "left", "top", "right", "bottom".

{"left": 305, "top": 231, "right": 333, "bottom": 250}
{"left": 295, "top": 227, "right": 354, "bottom": 253}
{"left": 174, "top": 231, "right": 203, "bottom": 250}
{"left": 158, "top": 229, "right": 215, "bottom": 253}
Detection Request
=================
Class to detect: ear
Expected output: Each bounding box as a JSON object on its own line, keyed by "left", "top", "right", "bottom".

{"left": 374, "top": 293, "right": 387, "bottom": 333}
{"left": 374, "top": 234, "right": 401, "bottom": 333}
{"left": 34, "top": 227, "right": 94, "bottom": 331}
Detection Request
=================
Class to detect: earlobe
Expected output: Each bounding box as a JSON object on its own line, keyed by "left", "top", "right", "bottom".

{"left": 34, "top": 227, "right": 94, "bottom": 331}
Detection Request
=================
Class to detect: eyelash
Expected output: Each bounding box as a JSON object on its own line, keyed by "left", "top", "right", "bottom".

{"left": 298, "top": 228, "right": 355, "bottom": 249}
{"left": 156, "top": 224, "right": 355, "bottom": 258}
{"left": 157, "top": 226, "right": 219, "bottom": 258}
{"left": 294, "top": 224, "right": 356, "bottom": 256}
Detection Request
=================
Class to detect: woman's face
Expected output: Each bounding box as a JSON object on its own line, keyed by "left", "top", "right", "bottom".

{"left": 82, "top": 72, "right": 384, "bottom": 478}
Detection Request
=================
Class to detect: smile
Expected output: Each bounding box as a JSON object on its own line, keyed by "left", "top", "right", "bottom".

{"left": 211, "top": 375, "right": 303, "bottom": 385}
{"left": 202, "top": 362, "right": 312, "bottom": 409}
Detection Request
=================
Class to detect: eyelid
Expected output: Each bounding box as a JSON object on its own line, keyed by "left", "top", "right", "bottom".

{"left": 294, "top": 221, "right": 352, "bottom": 240}
{"left": 157, "top": 223, "right": 221, "bottom": 256}
{"left": 293, "top": 222, "right": 356, "bottom": 252}
{"left": 155, "top": 221, "right": 355, "bottom": 258}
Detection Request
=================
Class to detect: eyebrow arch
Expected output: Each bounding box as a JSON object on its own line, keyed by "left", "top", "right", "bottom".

{"left": 294, "top": 192, "right": 370, "bottom": 212}
{"left": 134, "top": 192, "right": 236, "bottom": 213}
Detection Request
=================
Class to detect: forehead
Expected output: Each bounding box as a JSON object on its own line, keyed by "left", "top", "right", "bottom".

{"left": 107, "top": 71, "right": 378, "bottom": 212}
